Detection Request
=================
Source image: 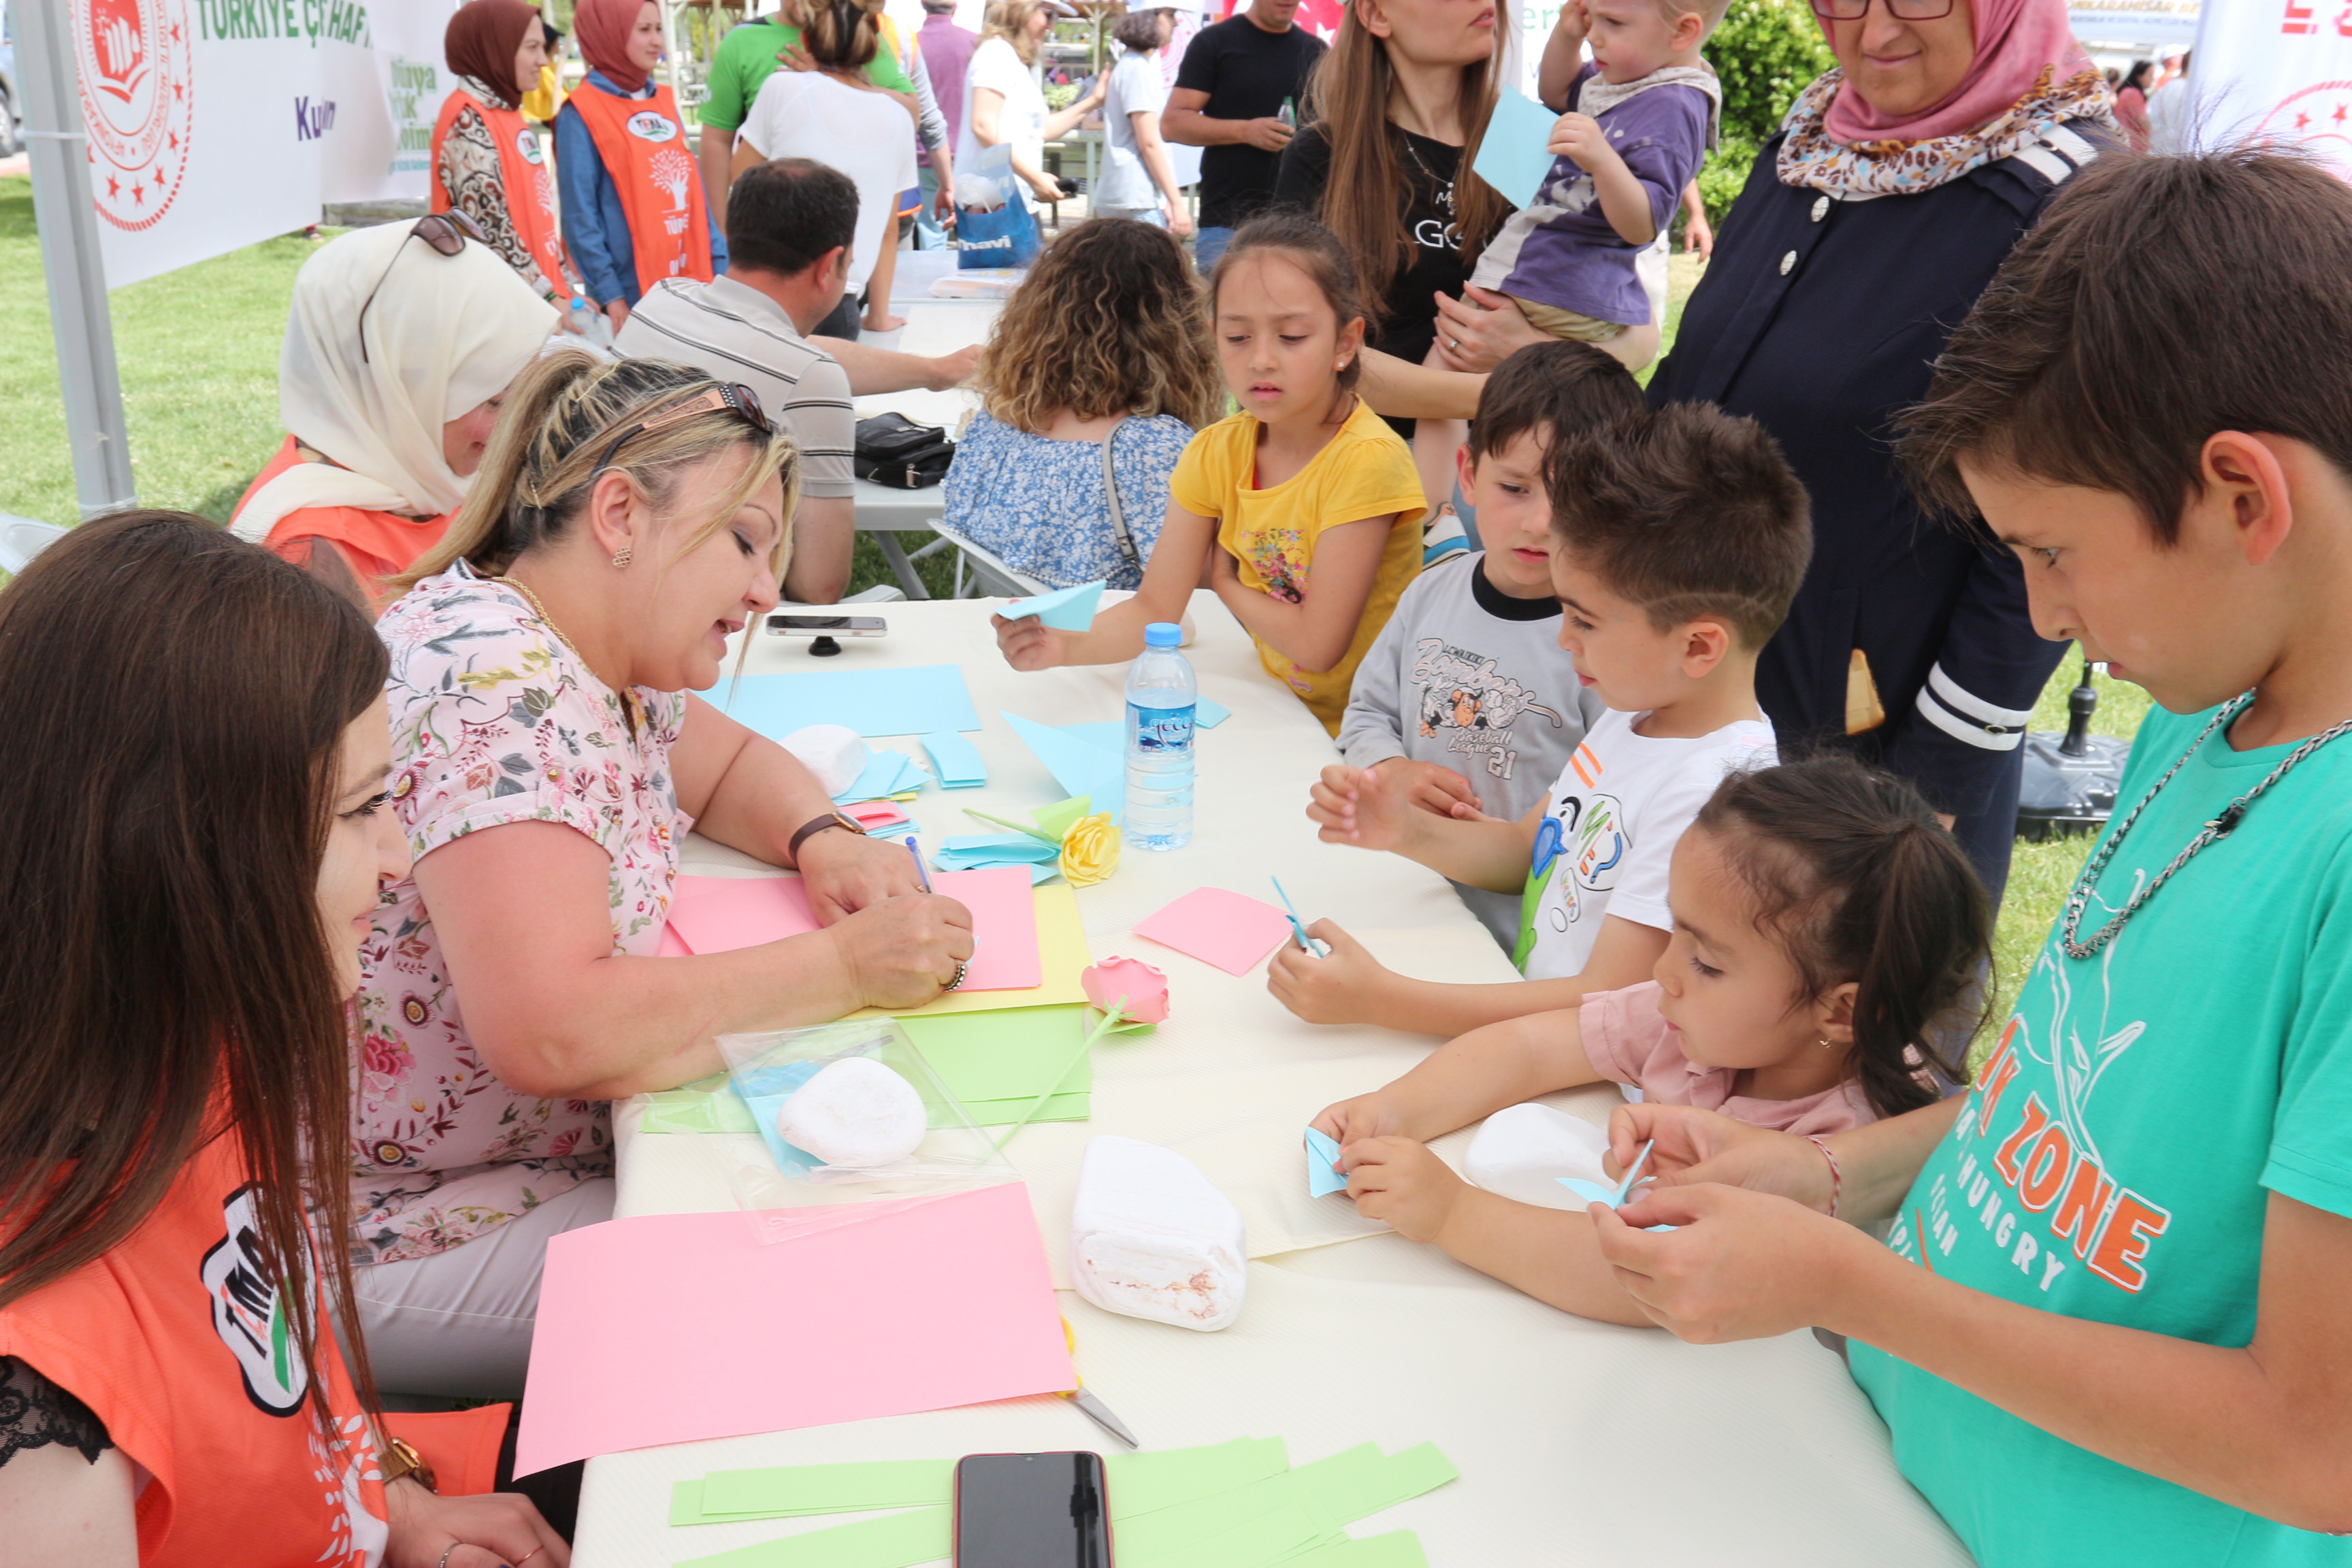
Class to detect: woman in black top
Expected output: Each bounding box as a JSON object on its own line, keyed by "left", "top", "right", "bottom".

{"left": 1648, "top": 0, "right": 2114, "bottom": 902}
{"left": 1273, "top": 0, "right": 1535, "bottom": 427}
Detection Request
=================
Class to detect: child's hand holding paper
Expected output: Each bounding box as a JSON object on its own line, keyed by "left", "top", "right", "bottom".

{"left": 1266, "top": 920, "right": 1386, "bottom": 1026}
{"left": 1309, "top": 1088, "right": 1414, "bottom": 1148}
{"left": 1335, "top": 1136, "right": 1468, "bottom": 1245}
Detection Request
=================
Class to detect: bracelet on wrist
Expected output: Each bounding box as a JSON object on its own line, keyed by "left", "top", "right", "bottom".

{"left": 1803, "top": 1134, "right": 1842, "bottom": 1220}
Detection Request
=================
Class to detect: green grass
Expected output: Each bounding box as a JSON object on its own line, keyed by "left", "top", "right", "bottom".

{"left": 0, "top": 174, "right": 2158, "bottom": 1025}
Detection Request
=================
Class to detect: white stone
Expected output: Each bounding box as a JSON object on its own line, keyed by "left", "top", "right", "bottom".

{"left": 780, "top": 723, "right": 868, "bottom": 797}
{"left": 1070, "top": 1136, "right": 1246, "bottom": 1333}
{"left": 1463, "top": 1102, "right": 1613, "bottom": 1211}
{"left": 775, "top": 1057, "right": 928, "bottom": 1169}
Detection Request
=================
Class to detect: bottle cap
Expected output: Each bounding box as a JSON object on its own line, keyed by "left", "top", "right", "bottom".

{"left": 1144, "top": 623, "right": 1182, "bottom": 648}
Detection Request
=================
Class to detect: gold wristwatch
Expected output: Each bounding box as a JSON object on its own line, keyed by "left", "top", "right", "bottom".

{"left": 378, "top": 1433, "right": 438, "bottom": 1492}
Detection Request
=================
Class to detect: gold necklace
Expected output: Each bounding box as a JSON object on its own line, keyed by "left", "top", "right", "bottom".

{"left": 497, "top": 572, "right": 640, "bottom": 736}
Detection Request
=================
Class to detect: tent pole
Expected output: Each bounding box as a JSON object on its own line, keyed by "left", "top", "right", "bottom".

{"left": 18, "top": 0, "right": 138, "bottom": 521}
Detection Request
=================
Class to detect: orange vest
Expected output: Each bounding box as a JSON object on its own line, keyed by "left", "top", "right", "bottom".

{"left": 0, "top": 1120, "right": 505, "bottom": 1564}
{"left": 431, "top": 86, "right": 570, "bottom": 297}
{"left": 233, "top": 437, "right": 452, "bottom": 615}
{"left": 566, "top": 80, "right": 715, "bottom": 298}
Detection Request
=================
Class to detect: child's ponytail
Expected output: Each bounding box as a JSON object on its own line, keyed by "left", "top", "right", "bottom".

{"left": 1695, "top": 756, "right": 1993, "bottom": 1117}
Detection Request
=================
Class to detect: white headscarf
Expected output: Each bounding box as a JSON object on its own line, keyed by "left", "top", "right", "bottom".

{"left": 232, "top": 220, "right": 556, "bottom": 543}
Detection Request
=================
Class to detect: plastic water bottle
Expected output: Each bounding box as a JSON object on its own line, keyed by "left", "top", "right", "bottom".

{"left": 1124, "top": 623, "right": 1196, "bottom": 851}
{"left": 1278, "top": 95, "right": 1296, "bottom": 129}
{"left": 568, "top": 295, "right": 612, "bottom": 348}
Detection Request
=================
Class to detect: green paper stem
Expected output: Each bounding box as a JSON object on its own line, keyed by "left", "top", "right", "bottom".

{"left": 961, "top": 806, "right": 1062, "bottom": 844}
{"left": 994, "top": 999, "right": 1126, "bottom": 1149}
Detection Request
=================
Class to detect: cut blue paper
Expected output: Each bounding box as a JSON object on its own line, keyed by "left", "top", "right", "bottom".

{"left": 1002, "top": 711, "right": 1124, "bottom": 826}
{"left": 1558, "top": 1139, "right": 1677, "bottom": 1229}
{"left": 941, "top": 834, "right": 1062, "bottom": 864}
{"left": 716, "top": 665, "right": 981, "bottom": 740}
{"left": 1305, "top": 1127, "right": 1348, "bottom": 1198}
{"left": 1062, "top": 720, "right": 1126, "bottom": 752}
{"left": 1197, "top": 695, "right": 1231, "bottom": 729}
{"left": 834, "top": 747, "right": 930, "bottom": 803}
{"left": 729, "top": 1059, "right": 827, "bottom": 1175}
{"left": 1471, "top": 86, "right": 1563, "bottom": 211}
{"left": 921, "top": 731, "right": 988, "bottom": 789}
{"left": 999, "top": 580, "right": 1106, "bottom": 632}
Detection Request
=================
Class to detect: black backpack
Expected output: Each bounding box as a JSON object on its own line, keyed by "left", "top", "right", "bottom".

{"left": 853, "top": 412, "right": 956, "bottom": 489}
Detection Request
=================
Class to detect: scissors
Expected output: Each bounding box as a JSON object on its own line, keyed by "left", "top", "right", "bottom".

{"left": 1060, "top": 1317, "right": 1139, "bottom": 1449}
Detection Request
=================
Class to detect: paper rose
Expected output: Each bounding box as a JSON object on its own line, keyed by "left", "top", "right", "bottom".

{"left": 1081, "top": 956, "right": 1169, "bottom": 1024}
{"left": 1058, "top": 811, "right": 1120, "bottom": 886}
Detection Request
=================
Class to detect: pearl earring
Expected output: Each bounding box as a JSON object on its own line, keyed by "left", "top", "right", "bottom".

{"left": 612, "top": 546, "right": 633, "bottom": 570}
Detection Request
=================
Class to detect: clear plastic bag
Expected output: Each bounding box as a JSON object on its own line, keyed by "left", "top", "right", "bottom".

{"left": 713, "top": 1019, "right": 1021, "bottom": 1244}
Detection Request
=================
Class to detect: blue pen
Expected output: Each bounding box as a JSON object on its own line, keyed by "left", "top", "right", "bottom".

{"left": 904, "top": 835, "right": 934, "bottom": 893}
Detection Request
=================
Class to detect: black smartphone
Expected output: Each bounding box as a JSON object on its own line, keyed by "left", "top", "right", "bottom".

{"left": 764, "top": 614, "right": 887, "bottom": 638}
{"left": 953, "top": 1452, "right": 1112, "bottom": 1568}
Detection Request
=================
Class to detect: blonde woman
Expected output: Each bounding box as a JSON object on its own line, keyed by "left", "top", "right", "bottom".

{"left": 941, "top": 218, "right": 1222, "bottom": 589}
{"left": 352, "top": 353, "right": 972, "bottom": 1397}
{"left": 957, "top": 0, "right": 1104, "bottom": 211}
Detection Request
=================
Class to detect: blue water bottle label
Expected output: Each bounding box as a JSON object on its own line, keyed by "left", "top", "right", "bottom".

{"left": 1129, "top": 700, "right": 1196, "bottom": 753}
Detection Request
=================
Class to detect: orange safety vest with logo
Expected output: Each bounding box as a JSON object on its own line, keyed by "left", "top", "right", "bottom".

{"left": 566, "top": 80, "right": 715, "bottom": 298}
{"left": 0, "top": 1114, "right": 506, "bottom": 1564}
{"left": 431, "top": 86, "right": 570, "bottom": 298}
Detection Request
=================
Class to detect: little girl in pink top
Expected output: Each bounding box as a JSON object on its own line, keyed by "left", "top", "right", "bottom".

{"left": 1311, "top": 755, "right": 1993, "bottom": 1324}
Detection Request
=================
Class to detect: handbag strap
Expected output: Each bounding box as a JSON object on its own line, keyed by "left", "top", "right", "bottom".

{"left": 1100, "top": 414, "right": 1138, "bottom": 570}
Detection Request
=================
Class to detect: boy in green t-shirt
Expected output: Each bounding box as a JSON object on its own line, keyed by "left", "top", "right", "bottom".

{"left": 1588, "top": 150, "right": 2352, "bottom": 1566}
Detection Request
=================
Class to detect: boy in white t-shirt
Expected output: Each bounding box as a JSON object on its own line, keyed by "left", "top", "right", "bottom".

{"left": 1286, "top": 402, "right": 1808, "bottom": 1038}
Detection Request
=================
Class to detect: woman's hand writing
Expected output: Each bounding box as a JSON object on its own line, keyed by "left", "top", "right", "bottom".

{"left": 1431, "top": 287, "right": 1548, "bottom": 373}
{"left": 385, "top": 1476, "right": 568, "bottom": 1568}
{"left": 827, "top": 893, "right": 975, "bottom": 1011}
{"left": 1267, "top": 919, "right": 1394, "bottom": 1024}
{"left": 795, "top": 826, "right": 926, "bottom": 924}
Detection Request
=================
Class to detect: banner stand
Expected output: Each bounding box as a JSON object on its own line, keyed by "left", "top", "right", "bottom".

{"left": 19, "top": 0, "right": 137, "bottom": 521}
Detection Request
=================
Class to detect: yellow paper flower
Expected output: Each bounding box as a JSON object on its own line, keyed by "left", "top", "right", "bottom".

{"left": 1058, "top": 812, "right": 1120, "bottom": 886}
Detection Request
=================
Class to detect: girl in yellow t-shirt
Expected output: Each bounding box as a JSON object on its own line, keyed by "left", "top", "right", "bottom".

{"left": 994, "top": 214, "right": 1427, "bottom": 734}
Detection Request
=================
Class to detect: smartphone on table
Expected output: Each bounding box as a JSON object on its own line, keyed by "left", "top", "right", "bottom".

{"left": 953, "top": 1451, "right": 1111, "bottom": 1567}
{"left": 766, "top": 614, "right": 886, "bottom": 638}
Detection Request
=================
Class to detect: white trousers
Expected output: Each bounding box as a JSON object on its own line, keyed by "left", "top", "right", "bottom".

{"left": 353, "top": 1179, "right": 616, "bottom": 1400}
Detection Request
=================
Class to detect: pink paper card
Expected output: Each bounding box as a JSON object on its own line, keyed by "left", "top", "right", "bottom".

{"left": 666, "top": 875, "right": 821, "bottom": 956}
{"left": 1134, "top": 887, "right": 1296, "bottom": 976}
{"left": 657, "top": 923, "right": 693, "bottom": 958}
{"left": 932, "top": 866, "right": 1041, "bottom": 992}
{"left": 514, "top": 1183, "right": 1073, "bottom": 1476}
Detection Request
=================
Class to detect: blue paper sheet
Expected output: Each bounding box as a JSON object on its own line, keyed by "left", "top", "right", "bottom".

{"left": 921, "top": 731, "right": 988, "bottom": 789}
{"left": 1471, "top": 86, "right": 1563, "bottom": 211}
{"left": 940, "top": 834, "right": 1062, "bottom": 864}
{"left": 833, "top": 747, "right": 930, "bottom": 803}
{"left": 998, "top": 580, "right": 1105, "bottom": 631}
{"left": 1198, "top": 695, "right": 1231, "bottom": 729}
{"left": 1305, "top": 1127, "right": 1348, "bottom": 1198}
{"left": 716, "top": 665, "right": 981, "bottom": 740}
{"left": 1002, "top": 711, "right": 1125, "bottom": 826}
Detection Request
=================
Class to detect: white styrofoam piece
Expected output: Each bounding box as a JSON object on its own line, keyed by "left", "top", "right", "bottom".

{"left": 779, "top": 723, "right": 869, "bottom": 796}
{"left": 772, "top": 1058, "right": 926, "bottom": 1169}
{"left": 1464, "top": 1100, "right": 1615, "bottom": 1211}
{"left": 1070, "top": 1134, "right": 1247, "bottom": 1333}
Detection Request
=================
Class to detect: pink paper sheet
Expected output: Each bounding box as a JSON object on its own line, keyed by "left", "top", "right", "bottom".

{"left": 663, "top": 868, "right": 1039, "bottom": 991}
{"left": 666, "top": 875, "right": 821, "bottom": 956}
{"left": 514, "top": 1183, "right": 1073, "bottom": 1476}
{"left": 932, "top": 866, "right": 1041, "bottom": 991}
{"left": 1133, "top": 886, "right": 1297, "bottom": 977}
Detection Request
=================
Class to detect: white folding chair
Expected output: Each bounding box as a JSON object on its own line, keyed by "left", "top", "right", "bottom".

{"left": 0, "top": 517, "right": 69, "bottom": 577}
{"left": 925, "top": 519, "right": 1049, "bottom": 599}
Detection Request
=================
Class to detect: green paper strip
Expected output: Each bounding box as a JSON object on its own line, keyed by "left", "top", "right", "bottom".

{"left": 703, "top": 1459, "right": 951, "bottom": 1520}
{"left": 643, "top": 1090, "right": 760, "bottom": 1136}
{"left": 670, "top": 1478, "right": 709, "bottom": 1526}
{"left": 964, "top": 1092, "right": 1090, "bottom": 1124}
{"left": 1289, "top": 1531, "right": 1431, "bottom": 1567}
{"left": 1120, "top": 1501, "right": 1338, "bottom": 1568}
{"left": 1308, "top": 1442, "right": 1460, "bottom": 1528}
{"left": 961, "top": 806, "right": 1060, "bottom": 843}
{"left": 1107, "top": 1436, "right": 1291, "bottom": 1518}
{"left": 995, "top": 1002, "right": 1123, "bottom": 1149}
{"left": 673, "top": 1506, "right": 951, "bottom": 1568}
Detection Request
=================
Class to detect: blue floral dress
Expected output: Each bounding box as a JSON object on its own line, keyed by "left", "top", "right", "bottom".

{"left": 350, "top": 561, "right": 689, "bottom": 1266}
{"left": 941, "top": 411, "right": 1194, "bottom": 589}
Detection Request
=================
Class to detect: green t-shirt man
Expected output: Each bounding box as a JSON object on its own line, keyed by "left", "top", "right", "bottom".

{"left": 1850, "top": 700, "right": 2352, "bottom": 1567}
{"left": 698, "top": 14, "right": 915, "bottom": 133}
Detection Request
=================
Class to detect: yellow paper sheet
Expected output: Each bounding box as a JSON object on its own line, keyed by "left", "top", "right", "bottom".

{"left": 850, "top": 885, "right": 1090, "bottom": 1021}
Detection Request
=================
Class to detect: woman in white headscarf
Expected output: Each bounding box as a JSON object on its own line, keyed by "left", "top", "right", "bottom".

{"left": 230, "top": 214, "right": 556, "bottom": 614}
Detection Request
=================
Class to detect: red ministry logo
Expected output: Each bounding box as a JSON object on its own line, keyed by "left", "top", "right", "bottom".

{"left": 76, "top": 0, "right": 195, "bottom": 231}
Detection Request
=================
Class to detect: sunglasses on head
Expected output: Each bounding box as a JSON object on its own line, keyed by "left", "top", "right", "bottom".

{"left": 357, "top": 211, "right": 491, "bottom": 364}
{"left": 1808, "top": 0, "right": 1957, "bottom": 18}
{"left": 587, "top": 383, "right": 774, "bottom": 477}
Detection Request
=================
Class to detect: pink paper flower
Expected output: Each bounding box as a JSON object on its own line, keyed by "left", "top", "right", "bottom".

{"left": 1082, "top": 956, "right": 1169, "bottom": 1024}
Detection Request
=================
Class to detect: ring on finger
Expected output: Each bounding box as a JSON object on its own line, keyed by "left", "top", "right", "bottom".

{"left": 438, "top": 1549, "right": 458, "bottom": 1568}
{"left": 945, "top": 959, "right": 969, "bottom": 991}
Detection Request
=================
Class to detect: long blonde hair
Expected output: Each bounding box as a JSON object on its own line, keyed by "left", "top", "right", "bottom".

{"left": 804, "top": 0, "right": 883, "bottom": 71}
{"left": 980, "top": 0, "right": 1049, "bottom": 65}
{"left": 1301, "top": 0, "right": 1507, "bottom": 325}
{"left": 398, "top": 352, "right": 799, "bottom": 590}
{"left": 976, "top": 218, "right": 1224, "bottom": 433}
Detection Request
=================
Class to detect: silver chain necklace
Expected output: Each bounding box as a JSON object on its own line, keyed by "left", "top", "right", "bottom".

{"left": 2060, "top": 693, "right": 2352, "bottom": 958}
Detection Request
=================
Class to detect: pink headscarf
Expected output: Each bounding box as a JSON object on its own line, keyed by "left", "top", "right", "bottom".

{"left": 574, "top": 0, "right": 656, "bottom": 94}
{"left": 1820, "top": 0, "right": 2091, "bottom": 144}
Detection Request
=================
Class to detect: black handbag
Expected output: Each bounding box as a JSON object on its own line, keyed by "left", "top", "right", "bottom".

{"left": 853, "top": 412, "right": 955, "bottom": 489}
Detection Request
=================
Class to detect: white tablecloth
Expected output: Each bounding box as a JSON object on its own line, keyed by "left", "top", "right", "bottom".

{"left": 572, "top": 595, "right": 1969, "bottom": 1567}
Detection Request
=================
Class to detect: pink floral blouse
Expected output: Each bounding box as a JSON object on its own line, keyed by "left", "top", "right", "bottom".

{"left": 351, "top": 563, "right": 691, "bottom": 1266}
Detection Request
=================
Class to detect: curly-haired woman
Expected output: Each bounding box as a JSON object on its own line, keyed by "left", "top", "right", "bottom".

{"left": 941, "top": 217, "right": 1224, "bottom": 589}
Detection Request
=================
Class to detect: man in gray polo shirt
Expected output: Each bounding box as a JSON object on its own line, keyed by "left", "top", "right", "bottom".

{"left": 617, "top": 159, "right": 866, "bottom": 604}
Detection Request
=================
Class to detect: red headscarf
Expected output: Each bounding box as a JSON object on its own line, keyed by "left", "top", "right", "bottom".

{"left": 1820, "top": 0, "right": 2091, "bottom": 143}
{"left": 574, "top": 0, "right": 657, "bottom": 94}
{"left": 444, "top": 0, "right": 546, "bottom": 110}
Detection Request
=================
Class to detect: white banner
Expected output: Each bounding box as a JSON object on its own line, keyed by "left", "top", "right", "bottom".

{"left": 2187, "top": 0, "right": 2352, "bottom": 174}
{"left": 69, "top": 0, "right": 455, "bottom": 289}
{"left": 2070, "top": 0, "right": 2200, "bottom": 48}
